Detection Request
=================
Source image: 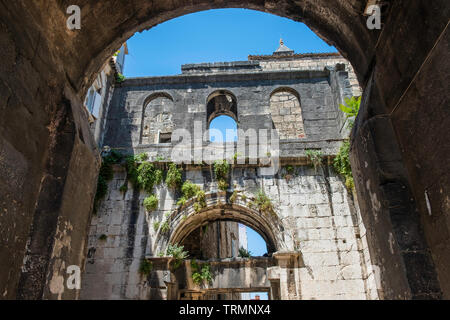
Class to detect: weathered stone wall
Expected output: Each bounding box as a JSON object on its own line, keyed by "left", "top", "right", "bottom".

{"left": 80, "top": 53, "right": 382, "bottom": 299}
{"left": 102, "top": 65, "right": 353, "bottom": 155}
{"left": 81, "top": 162, "right": 378, "bottom": 300}
{"left": 269, "top": 89, "right": 305, "bottom": 139}
{"left": 257, "top": 56, "right": 361, "bottom": 97}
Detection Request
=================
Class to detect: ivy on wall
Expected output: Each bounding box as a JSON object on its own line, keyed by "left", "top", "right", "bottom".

{"left": 214, "top": 159, "right": 230, "bottom": 191}
{"left": 333, "top": 140, "right": 354, "bottom": 191}
{"left": 93, "top": 150, "right": 124, "bottom": 213}
{"left": 191, "top": 260, "right": 213, "bottom": 286}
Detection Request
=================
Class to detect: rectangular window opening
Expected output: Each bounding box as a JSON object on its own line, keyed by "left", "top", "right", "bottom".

{"left": 159, "top": 132, "right": 172, "bottom": 144}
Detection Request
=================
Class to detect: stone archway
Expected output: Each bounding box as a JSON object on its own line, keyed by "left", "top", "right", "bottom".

{"left": 0, "top": 1, "right": 448, "bottom": 300}
{"left": 153, "top": 192, "right": 285, "bottom": 256}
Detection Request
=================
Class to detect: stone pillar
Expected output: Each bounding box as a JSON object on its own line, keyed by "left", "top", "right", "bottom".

{"left": 350, "top": 70, "right": 442, "bottom": 299}
{"left": 273, "top": 252, "right": 302, "bottom": 300}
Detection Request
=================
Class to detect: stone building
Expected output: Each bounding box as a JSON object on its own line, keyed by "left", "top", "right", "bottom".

{"left": 79, "top": 40, "right": 380, "bottom": 300}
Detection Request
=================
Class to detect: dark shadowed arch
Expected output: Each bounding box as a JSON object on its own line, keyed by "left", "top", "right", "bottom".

{"left": 206, "top": 90, "right": 238, "bottom": 126}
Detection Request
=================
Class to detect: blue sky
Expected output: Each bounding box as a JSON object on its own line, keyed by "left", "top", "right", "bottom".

{"left": 209, "top": 115, "right": 237, "bottom": 142}
{"left": 124, "top": 8, "right": 336, "bottom": 77}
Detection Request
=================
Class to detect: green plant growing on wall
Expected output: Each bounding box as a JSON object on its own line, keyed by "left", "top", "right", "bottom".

{"left": 177, "top": 180, "right": 202, "bottom": 206}
{"left": 217, "top": 180, "right": 229, "bottom": 192}
{"left": 139, "top": 259, "right": 153, "bottom": 276}
{"left": 251, "top": 189, "right": 276, "bottom": 217}
{"left": 125, "top": 155, "right": 164, "bottom": 215}
{"left": 191, "top": 260, "right": 213, "bottom": 286}
{"left": 339, "top": 96, "right": 361, "bottom": 128}
{"left": 137, "top": 162, "right": 163, "bottom": 193}
{"left": 143, "top": 195, "right": 159, "bottom": 212}
{"left": 166, "top": 243, "right": 189, "bottom": 270}
{"left": 115, "top": 72, "right": 126, "bottom": 83}
{"left": 305, "top": 149, "right": 323, "bottom": 173}
{"left": 160, "top": 221, "right": 170, "bottom": 234}
{"left": 333, "top": 140, "right": 355, "bottom": 191}
{"left": 229, "top": 190, "right": 238, "bottom": 204}
{"left": 193, "top": 190, "right": 206, "bottom": 213}
{"left": 238, "top": 247, "right": 252, "bottom": 258}
{"left": 283, "top": 165, "right": 296, "bottom": 181}
{"left": 166, "top": 163, "right": 182, "bottom": 191}
{"left": 214, "top": 159, "right": 230, "bottom": 191}
{"left": 177, "top": 197, "right": 187, "bottom": 207}
{"left": 153, "top": 221, "right": 160, "bottom": 232}
{"left": 285, "top": 165, "right": 294, "bottom": 175}
{"left": 125, "top": 153, "right": 149, "bottom": 189}
{"left": 119, "top": 183, "right": 128, "bottom": 193}
{"left": 99, "top": 234, "right": 108, "bottom": 241}
{"left": 155, "top": 155, "right": 165, "bottom": 162}
{"left": 94, "top": 150, "right": 124, "bottom": 213}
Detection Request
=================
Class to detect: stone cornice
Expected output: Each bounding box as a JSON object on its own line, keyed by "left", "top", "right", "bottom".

{"left": 117, "top": 69, "right": 331, "bottom": 87}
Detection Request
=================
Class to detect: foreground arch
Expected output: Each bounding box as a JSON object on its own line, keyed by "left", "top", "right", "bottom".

{"left": 0, "top": 1, "right": 448, "bottom": 299}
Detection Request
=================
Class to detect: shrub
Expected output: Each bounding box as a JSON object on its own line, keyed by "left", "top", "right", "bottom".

{"left": 193, "top": 190, "right": 206, "bottom": 213}
{"left": 177, "top": 180, "right": 201, "bottom": 206}
{"left": 305, "top": 149, "right": 323, "bottom": 173}
{"left": 191, "top": 260, "right": 213, "bottom": 286}
{"left": 214, "top": 159, "right": 229, "bottom": 191}
{"left": 153, "top": 221, "right": 160, "bottom": 232}
{"left": 177, "top": 197, "right": 187, "bottom": 207}
{"left": 181, "top": 180, "right": 201, "bottom": 199}
{"left": 99, "top": 234, "right": 107, "bottom": 241}
{"left": 166, "top": 243, "right": 189, "bottom": 270}
{"left": 285, "top": 165, "right": 294, "bottom": 175}
{"left": 137, "top": 163, "right": 162, "bottom": 193}
{"left": 251, "top": 189, "right": 276, "bottom": 217}
{"left": 217, "top": 180, "right": 229, "bottom": 192}
{"left": 339, "top": 96, "right": 361, "bottom": 129}
{"left": 119, "top": 183, "right": 128, "bottom": 193}
{"left": 160, "top": 221, "right": 170, "bottom": 234}
{"left": 229, "top": 190, "right": 238, "bottom": 204}
{"left": 139, "top": 259, "right": 153, "bottom": 276}
{"left": 125, "top": 154, "right": 163, "bottom": 198}
{"left": 143, "top": 195, "right": 158, "bottom": 212}
{"left": 166, "top": 163, "right": 182, "bottom": 191}
{"left": 238, "top": 247, "right": 252, "bottom": 258}
{"left": 115, "top": 73, "right": 126, "bottom": 83}
{"left": 93, "top": 151, "right": 124, "bottom": 213}
{"left": 333, "top": 140, "right": 355, "bottom": 191}
{"left": 214, "top": 159, "right": 229, "bottom": 181}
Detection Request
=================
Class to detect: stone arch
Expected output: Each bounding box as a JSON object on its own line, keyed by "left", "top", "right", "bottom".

{"left": 153, "top": 192, "right": 286, "bottom": 255}
{"left": 1, "top": 1, "right": 448, "bottom": 300}
{"left": 140, "top": 92, "right": 175, "bottom": 144}
{"left": 206, "top": 90, "right": 238, "bottom": 126}
{"left": 269, "top": 87, "right": 305, "bottom": 139}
